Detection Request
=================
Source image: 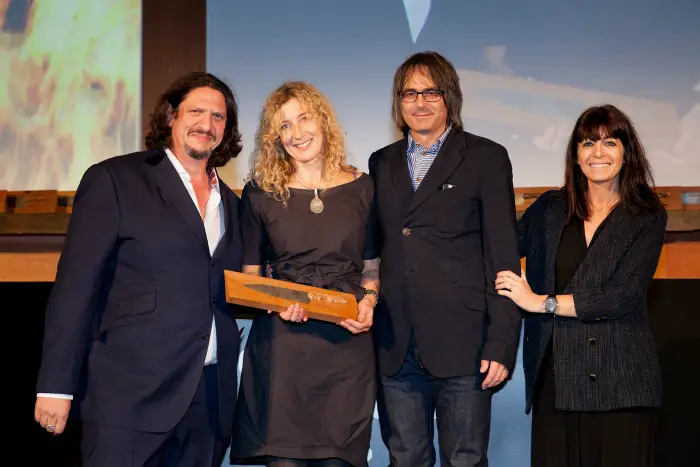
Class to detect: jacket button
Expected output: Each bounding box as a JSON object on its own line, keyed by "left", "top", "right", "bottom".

{"left": 402, "top": 228, "right": 411, "bottom": 236}
{"left": 589, "top": 373, "right": 597, "bottom": 381}
{"left": 589, "top": 338, "right": 596, "bottom": 345}
{"left": 201, "top": 333, "right": 210, "bottom": 340}
{"left": 211, "top": 297, "right": 216, "bottom": 304}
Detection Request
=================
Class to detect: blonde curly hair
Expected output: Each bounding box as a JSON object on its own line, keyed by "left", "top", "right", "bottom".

{"left": 249, "top": 81, "right": 355, "bottom": 202}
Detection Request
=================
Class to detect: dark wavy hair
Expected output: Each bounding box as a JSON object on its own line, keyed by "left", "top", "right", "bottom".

{"left": 144, "top": 72, "right": 243, "bottom": 167}
{"left": 391, "top": 51, "right": 464, "bottom": 134}
{"left": 564, "top": 104, "right": 659, "bottom": 222}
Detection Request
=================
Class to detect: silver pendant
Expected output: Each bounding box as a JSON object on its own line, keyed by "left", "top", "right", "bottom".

{"left": 309, "top": 188, "right": 324, "bottom": 214}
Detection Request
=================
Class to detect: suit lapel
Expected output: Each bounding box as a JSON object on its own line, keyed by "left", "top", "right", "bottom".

{"left": 146, "top": 150, "right": 209, "bottom": 255}
{"left": 543, "top": 195, "right": 567, "bottom": 293}
{"left": 406, "top": 130, "right": 466, "bottom": 216}
{"left": 212, "top": 183, "right": 234, "bottom": 260}
{"left": 388, "top": 138, "right": 414, "bottom": 215}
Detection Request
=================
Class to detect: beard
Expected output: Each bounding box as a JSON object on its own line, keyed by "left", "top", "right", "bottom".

{"left": 184, "top": 128, "right": 217, "bottom": 160}
{"left": 184, "top": 144, "right": 213, "bottom": 161}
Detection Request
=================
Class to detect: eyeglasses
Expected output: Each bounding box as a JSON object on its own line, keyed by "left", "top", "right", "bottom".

{"left": 399, "top": 89, "right": 444, "bottom": 103}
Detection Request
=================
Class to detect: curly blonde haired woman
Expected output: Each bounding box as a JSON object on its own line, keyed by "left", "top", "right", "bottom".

{"left": 229, "top": 82, "right": 380, "bottom": 467}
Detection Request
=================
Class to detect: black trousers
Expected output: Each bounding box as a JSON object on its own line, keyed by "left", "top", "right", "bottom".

{"left": 81, "top": 364, "right": 229, "bottom": 467}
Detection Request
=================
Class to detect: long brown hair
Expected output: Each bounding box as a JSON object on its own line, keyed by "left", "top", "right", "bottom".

{"left": 564, "top": 104, "right": 659, "bottom": 222}
{"left": 249, "top": 81, "right": 354, "bottom": 203}
{"left": 144, "top": 72, "right": 242, "bottom": 167}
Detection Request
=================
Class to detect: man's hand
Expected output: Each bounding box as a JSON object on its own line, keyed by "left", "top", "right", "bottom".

{"left": 480, "top": 360, "right": 509, "bottom": 389}
{"left": 35, "top": 397, "right": 71, "bottom": 435}
{"left": 339, "top": 296, "right": 375, "bottom": 334}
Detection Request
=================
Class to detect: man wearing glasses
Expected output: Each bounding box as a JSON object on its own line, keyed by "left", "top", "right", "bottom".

{"left": 368, "top": 51, "right": 522, "bottom": 467}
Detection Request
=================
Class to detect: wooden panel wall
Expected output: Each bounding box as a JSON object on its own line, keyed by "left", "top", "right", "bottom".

{"left": 141, "top": 0, "right": 207, "bottom": 144}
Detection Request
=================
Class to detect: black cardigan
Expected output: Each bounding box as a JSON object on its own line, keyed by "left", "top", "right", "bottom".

{"left": 519, "top": 189, "right": 667, "bottom": 413}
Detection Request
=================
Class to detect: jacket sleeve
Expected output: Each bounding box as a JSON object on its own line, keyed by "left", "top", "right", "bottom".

{"left": 35, "top": 164, "right": 120, "bottom": 395}
{"left": 479, "top": 146, "right": 523, "bottom": 372}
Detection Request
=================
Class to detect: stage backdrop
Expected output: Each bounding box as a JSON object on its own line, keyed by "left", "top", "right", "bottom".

{"left": 207, "top": 1, "right": 699, "bottom": 466}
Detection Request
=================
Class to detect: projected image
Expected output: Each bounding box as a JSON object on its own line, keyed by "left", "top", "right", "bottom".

{"left": 208, "top": 0, "right": 699, "bottom": 188}
{"left": 0, "top": 0, "right": 141, "bottom": 190}
{"left": 403, "top": 1, "right": 699, "bottom": 186}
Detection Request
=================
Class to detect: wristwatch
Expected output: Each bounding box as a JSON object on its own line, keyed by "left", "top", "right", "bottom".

{"left": 363, "top": 289, "right": 379, "bottom": 303}
{"left": 542, "top": 294, "right": 558, "bottom": 314}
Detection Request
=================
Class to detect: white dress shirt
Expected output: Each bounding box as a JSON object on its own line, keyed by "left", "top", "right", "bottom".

{"left": 165, "top": 148, "right": 223, "bottom": 366}
{"left": 38, "top": 149, "right": 224, "bottom": 400}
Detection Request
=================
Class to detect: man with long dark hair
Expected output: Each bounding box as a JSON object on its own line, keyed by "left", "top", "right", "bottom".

{"left": 34, "top": 72, "right": 244, "bottom": 467}
{"left": 369, "top": 51, "right": 522, "bottom": 466}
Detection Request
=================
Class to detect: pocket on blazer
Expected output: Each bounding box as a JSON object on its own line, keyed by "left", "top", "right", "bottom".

{"left": 458, "top": 287, "right": 487, "bottom": 313}
{"left": 100, "top": 290, "right": 157, "bottom": 332}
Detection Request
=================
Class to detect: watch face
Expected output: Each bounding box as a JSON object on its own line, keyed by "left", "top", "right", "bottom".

{"left": 545, "top": 297, "right": 557, "bottom": 313}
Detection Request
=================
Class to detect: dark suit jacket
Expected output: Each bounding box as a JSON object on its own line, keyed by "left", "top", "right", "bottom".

{"left": 519, "top": 189, "right": 666, "bottom": 413}
{"left": 35, "top": 150, "right": 243, "bottom": 436}
{"left": 368, "top": 129, "right": 522, "bottom": 378}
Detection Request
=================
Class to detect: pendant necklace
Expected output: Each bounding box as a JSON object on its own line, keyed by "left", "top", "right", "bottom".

{"left": 295, "top": 177, "right": 325, "bottom": 214}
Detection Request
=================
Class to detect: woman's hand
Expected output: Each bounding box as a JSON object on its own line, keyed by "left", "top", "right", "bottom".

{"left": 271, "top": 303, "right": 307, "bottom": 323}
{"left": 495, "top": 269, "right": 545, "bottom": 313}
{"left": 339, "top": 296, "right": 374, "bottom": 334}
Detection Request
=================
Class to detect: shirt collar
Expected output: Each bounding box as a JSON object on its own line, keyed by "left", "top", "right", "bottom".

{"left": 408, "top": 123, "right": 453, "bottom": 155}
{"left": 165, "top": 148, "right": 219, "bottom": 188}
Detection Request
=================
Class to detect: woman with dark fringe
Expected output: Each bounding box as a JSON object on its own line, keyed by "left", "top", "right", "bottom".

{"left": 496, "top": 104, "right": 666, "bottom": 467}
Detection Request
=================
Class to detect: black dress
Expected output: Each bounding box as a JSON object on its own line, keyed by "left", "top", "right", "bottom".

{"left": 531, "top": 215, "right": 659, "bottom": 467}
{"left": 230, "top": 175, "right": 378, "bottom": 467}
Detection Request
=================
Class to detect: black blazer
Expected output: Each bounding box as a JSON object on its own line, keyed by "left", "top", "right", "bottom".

{"left": 35, "top": 150, "right": 243, "bottom": 436}
{"left": 519, "top": 189, "right": 666, "bottom": 413}
{"left": 368, "top": 129, "right": 522, "bottom": 378}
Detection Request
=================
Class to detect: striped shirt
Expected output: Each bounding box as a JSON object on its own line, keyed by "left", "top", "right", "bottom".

{"left": 407, "top": 124, "right": 452, "bottom": 190}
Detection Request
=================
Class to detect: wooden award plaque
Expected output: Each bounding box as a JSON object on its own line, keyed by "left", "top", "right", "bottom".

{"left": 224, "top": 270, "right": 358, "bottom": 323}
